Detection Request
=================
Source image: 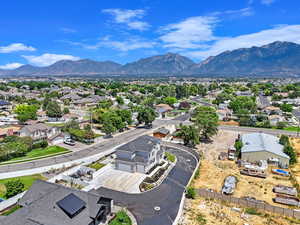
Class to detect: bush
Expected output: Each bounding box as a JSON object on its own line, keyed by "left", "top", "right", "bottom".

{"left": 165, "top": 152, "right": 176, "bottom": 163}
{"left": 5, "top": 179, "right": 25, "bottom": 198}
{"left": 196, "top": 213, "right": 207, "bottom": 225}
{"left": 32, "top": 140, "right": 48, "bottom": 149}
{"left": 186, "top": 186, "right": 197, "bottom": 199}
{"left": 245, "top": 208, "right": 262, "bottom": 216}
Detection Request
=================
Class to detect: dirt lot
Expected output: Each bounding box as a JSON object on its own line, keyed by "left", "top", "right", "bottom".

{"left": 290, "top": 137, "right": 300, "bottom": 189}
{"left": 197, "top": 130, "right": 238, "bottom": 160}
{"left": 193, "top": 130, "right": 295, "bottom": 208}
{"left": 180, "top": 197, "right": 299, "bottom": 225}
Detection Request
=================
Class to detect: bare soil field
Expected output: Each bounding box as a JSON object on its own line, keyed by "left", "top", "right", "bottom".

{"left": 180, "top": 197, "right": 299, "bottom": 225}
{"left": 193, "top": 130, "right": 295, "bottom": 208}
{"left": 290, "top": 137, "right": 300, "bottom": 189}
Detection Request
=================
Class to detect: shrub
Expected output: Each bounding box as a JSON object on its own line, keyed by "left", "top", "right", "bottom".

{"left": 5, "top": 179, "right": 25, "bottom": 199}
{"left": 32, "top": 140, "right": 48, "bottom": 149}
{"left": 196, "top": 213, "right": 207, "bottom": 225}
{"left": 186, "top": 186, "right": 197, "bottom": 199}
{"left": 245, "top": 208, "right": 261, "bottom": 216}
{"left": 165, "top": 152, "right": 176, "bottom": 163}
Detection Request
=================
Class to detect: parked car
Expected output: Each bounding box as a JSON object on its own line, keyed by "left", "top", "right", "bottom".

{"left": 64, "top": 138, "right": 76, "bottom": 146}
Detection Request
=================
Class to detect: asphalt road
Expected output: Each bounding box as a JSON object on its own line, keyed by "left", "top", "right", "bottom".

{"left": 0, "top": 120, "right": 172, "bottom": 174}
{"left": 219, "top": 125, "right": 299, "bottom": 136}
{"left": 94, "top": 146, "right": 198, "bottom": 225}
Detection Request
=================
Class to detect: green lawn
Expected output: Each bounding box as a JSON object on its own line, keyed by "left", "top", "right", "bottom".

{"left": 0, "top": 146, "right": 70, "bottom": 165}
{"left": 109, "top": 211, "right": 132, "bottom": 225}
{"left": 0, "top": 174, "right": 46, "bottom": 199}
{"left": 87, "top": 162, "right": 106, "bottom": 171}
{"left": 283, "top": 127, "right": 300, "bottom": 132}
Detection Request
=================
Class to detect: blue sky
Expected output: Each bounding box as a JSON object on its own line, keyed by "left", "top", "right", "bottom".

{"left": 0, "top": 0, "right": 300, "bottom": 69}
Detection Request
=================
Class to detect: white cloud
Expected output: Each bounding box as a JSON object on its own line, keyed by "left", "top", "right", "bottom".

{"left": 60, "top": 27, "right": 77, "bottom": 33}
{"left": 65, "top": 36, "right": 156, "bottom": 52}
{"left": 183, "top": 25, "right": 300, "bottom": 59}
{"left": 22, "top": 53, "right": 80, "bottom": 66}
{"left": 101, "top": 39, "right": 156, "bottom": 51}
{"left": 102, "top": 8, "right": 150, "bottom": 31}
{"left": 211, "top": 7, "right": 254, "bottom": 17}
{"left": 159, "top": 16, "right": 218, "bottom": 49}
{"left": 0, "top": 43, "right": 36, "bottom": 53}
{"left": 261, "top": 0, "right": 275, "bottom": 5}
{"left": 0, "top": 63, "right": 24, "bottom": 70}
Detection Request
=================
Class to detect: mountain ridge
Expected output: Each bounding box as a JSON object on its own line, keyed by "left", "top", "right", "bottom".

{"left": 1, "top": 41, "right": 300, "bottom": 77}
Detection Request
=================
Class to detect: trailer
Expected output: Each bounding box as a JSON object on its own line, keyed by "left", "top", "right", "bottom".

{"left": 273, "top": 185, "right": 298, "bottom": 197}
{"left": 273, "top": 194, "right": 300, "bottom": 207}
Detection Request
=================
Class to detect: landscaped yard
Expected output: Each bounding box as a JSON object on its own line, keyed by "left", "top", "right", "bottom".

{"left": 0, "top": 174, "right": 46, "bottom": 199}
{"left": 109, "top": 210, "right": 132, "bottom": 225}
{"left": 0, "top": 146, "right": 70, "bottom": 165}
{"left": 87, "top": 162, "right": 106, "bottom": 170}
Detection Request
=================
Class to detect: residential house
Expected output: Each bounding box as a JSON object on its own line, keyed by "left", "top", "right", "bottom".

{"left": 241, "top": 133, "right": 289, "bottom": 168}
{"left": 153, "top": 127, "right": 170, "bottom": 139}
{"left": 0, "top": 180, "right": 114, "bottom": 225}
{"left": 155, "top": 104, "right": 173, "bottom": 118}
{"left": 115, "top": 135, "right": 165, "bottom": 173}
{"left": 20, "top": 123, "right": 60, "bottom": 142}
{"left": 268, "top": 115, "right": 285, "bottom": 126}
{"left": 257, "top": 95, "right": 271, "bottom": 109}
{"left": 0, "top": 100, "right": 12, "bottom": 111}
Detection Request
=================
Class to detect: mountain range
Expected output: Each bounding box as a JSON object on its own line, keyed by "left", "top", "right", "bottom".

{"left": 1, "top": 41, "right": 300, "bottom": 77}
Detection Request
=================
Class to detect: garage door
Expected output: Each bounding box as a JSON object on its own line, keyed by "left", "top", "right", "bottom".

{"left": 117, "top": 163, "right": 134, "bottom": 173}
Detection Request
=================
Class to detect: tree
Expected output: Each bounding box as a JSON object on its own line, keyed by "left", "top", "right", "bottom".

{"left": 194, "top": 106, "right": 219, "bottom": 141}
{"left": 14, "top": 104, "right": 38, "bottom": 122}
{"left": 284, "top": 145, "right": 297, "bottom": 165}
{"left": 137, "top": 107, "right": 156, "bottom": 126}
{"left": 98, "top": 99, "right": 113, "bottom": 109}
{"left": 116, "top": 109, "right": 132, "bottom": 126}
{"left": 163, "top": 96, "right": 177, "bottom": 106}
{"left": 63, "top": 107, "right": 70, "bottom": 114}
{"left": 102, "top": 118, "right": 117, "bottom": 136}
{"left": 46, "top": 101, "right": 62, "bottom": 118}
{"left": 5, "top": 179, "right": 25, "bottom": 198}
{"left": 229, "top": 96, "right": 256, "bottom": 114}
{"left": 280, "top": 103, "right": 293, "bottom": 112}
{"left": 116, "top": 96, "right": 124, "bottom": 105}
{"left": 176, "top": 125, "right": 199, "bottom": 147}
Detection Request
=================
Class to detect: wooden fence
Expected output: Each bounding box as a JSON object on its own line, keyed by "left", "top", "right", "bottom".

{"left": 197, "top": 188, "right": 300, "bottom": 219}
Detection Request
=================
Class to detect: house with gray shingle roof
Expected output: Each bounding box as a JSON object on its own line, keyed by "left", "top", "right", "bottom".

{"left": 0, "top": 180, "right": 113, "bottom": 225}
{"left": 115, "top": 135, "right": 165, "bottom": 173}
{"left": 241, "top": 133, "right": 289, "bottom": 167}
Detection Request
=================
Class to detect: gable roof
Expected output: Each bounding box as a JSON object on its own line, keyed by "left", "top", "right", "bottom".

{"left": 21, "top": 123, "right": 51, "bottom": 133}
{"left": 116, "top": 135, "right": 160, "bottom": 153}
{"left": 241, "top": 133, "right": 289, "bottom": 159}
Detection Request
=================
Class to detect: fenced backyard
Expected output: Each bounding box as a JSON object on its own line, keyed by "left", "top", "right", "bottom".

{"left": 197, "top": 188, "right": 300, "bottom": 219}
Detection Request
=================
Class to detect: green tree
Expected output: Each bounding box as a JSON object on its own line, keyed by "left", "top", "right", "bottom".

{"left": 194, "top": 106, "right": 219, "bottom": 141}
{"left": 116, "top": 96, "right": 124, "bottom": 105}
{"left": 280, "top": 103, "right": 293, "bottom": 112}
{"left": 46, "top": 101, "right": 62, "bottom": 118}
{"left": 163, "top": 96, "right": 177, "bottom": 106}
{"left": 176, "top": 125, "right": 200, "bottom": 147}
{"left": 229, "top": 96, "right": 256, "bottom": 113}
{"left": 5, "top": 179, "right": 25, "bottom": 198}
{"left": 14, "top": 104, "right": 38, "bottom": 123}
{"left": 137, "top": 107, "right": 156, "bottom": 126}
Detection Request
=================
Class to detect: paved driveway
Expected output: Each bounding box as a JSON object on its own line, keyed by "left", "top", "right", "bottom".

{"left": 93, "top": 167, "right": 146, "bottom": 193}
{"left": 94, "top": 147, "right": 198, "bottom": 225}
{"left": 57, "top": 142, "right": 88, "bottom": 152}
